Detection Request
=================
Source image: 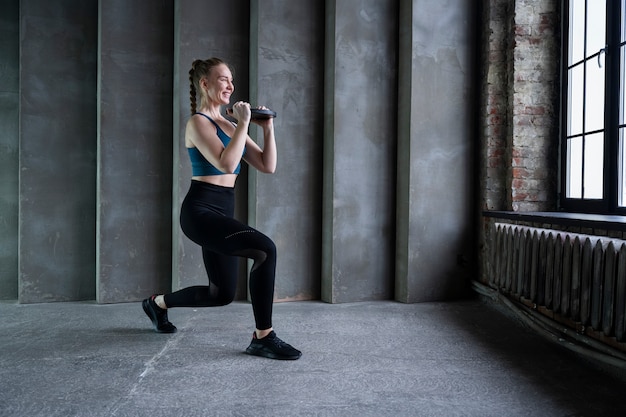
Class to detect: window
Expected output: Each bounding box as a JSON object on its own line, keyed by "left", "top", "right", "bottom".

{"left": 561, "top": 0, "right": 625, "bottom": 213}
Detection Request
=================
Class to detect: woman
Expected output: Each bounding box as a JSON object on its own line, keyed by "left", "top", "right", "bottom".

{"left": 142, "top": 57, "right": 301, "bottom": 360}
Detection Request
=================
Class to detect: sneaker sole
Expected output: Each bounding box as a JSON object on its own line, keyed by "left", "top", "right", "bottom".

{"left": 245, "top": 346, "right": 301, "bottom": 360}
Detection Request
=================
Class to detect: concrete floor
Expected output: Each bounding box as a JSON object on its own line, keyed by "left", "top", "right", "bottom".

{"left": 1, "top": 296, "right": 626, "bottom": 417}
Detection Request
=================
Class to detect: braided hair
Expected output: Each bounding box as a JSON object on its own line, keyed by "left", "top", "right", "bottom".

{"left": 188, "top": 57, "right": 230, "bottom": 115}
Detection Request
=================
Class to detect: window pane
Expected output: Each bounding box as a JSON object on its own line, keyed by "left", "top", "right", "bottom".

{"left": 617, "top": 127, "right": 626, "bottom": 207}
{"left": 622, "top": 44, "right": 626, "bottom": 124}
{"left": 569, "top": 0, "right": 586, "bottom": 64}
{"left": 567, "top": 136, "right": 583, "bottom": 198}
{"left": 618, "top": 6, "right": 625, "bottom": 205}
{"left": 586, "top": 0, "right": 606, "bottom": 57}
{"left": 585, "top": 60, "right": 605, "bottom": 132}
{"left": 568, "top": 64, "right": 584, "bottom": 135}
{"left": 584, "top": 133, "right": 604, "bottom": 198}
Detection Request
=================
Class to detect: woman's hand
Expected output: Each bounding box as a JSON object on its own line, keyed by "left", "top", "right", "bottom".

{"left": 251, "top": 105, "right": 275, "bottom": 129}
{"left": 229, "top": 101, "right": 251, "bottom": 123}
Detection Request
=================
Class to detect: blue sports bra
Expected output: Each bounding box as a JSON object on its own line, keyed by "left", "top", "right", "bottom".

{"left": 187, "top": 112, "right": 245, "bottom": 176}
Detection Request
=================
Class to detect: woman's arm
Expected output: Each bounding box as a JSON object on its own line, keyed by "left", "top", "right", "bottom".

{"left": 186, "top": 103, "right": 250, "bottom": 174}
{"left": 243, "top": 119, "right": 277, "bottom": 174}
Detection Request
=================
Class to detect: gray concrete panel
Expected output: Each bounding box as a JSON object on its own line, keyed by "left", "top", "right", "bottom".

{"left": 173, "top": 1, "right": 250, "bottom": 299}
{"left": 322, "top": 0, "right": 398, "bottom": 303}
{"left": 97, "top": 1, "right": 174, "bottom": 303}
{"left": 395, "top": 0, "right": 476, "bottom": 302}
{"left": 249, "top": 0, "right": 325, "bottom": 301}
{"left": 18, "top": 0, "right": 98, "bottom": 303}
{"left": 0, "top": 0, "right": 19, "bottom": 300}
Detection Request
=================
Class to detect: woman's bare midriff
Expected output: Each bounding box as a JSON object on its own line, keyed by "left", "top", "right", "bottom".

{"left": 191, "top": 174, "right": 238, "bottom": 188}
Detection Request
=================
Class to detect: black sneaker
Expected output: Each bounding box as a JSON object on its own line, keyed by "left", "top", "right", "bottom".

{"left": 245, "top": 331, "right": 302, "bottom": 360}
{"left": 142, "top": 295, "right": 177, "bottom": 333}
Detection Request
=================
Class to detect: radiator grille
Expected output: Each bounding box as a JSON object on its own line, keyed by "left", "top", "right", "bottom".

{"left": 490, "top": 223, "right": 626, "bottom": 343}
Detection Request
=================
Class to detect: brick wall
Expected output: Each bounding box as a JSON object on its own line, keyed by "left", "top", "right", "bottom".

{"left": 481, "top": 0, "right": 509, "bottom": 212}
{"left": 480, "top": 0, "right": 560, "bottom": 213}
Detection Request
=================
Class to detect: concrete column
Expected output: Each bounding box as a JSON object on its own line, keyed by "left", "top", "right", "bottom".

{"left": 395, "top": 0, "right": 476, "bottom": 303}
{"left": 97, "top": 1, "right": 174, "bottom": 303}
{"left": 19, "top": 0, "right": 98, "bottom": 302}
{"left": 249, "top": 0, "right": 325, "bottom": 301}
{"left": 322, "top": 0, "right": 398, "bottom": 303}
{"left": 0, "top": 0, "right": 19, "bottom": 300}
{"left": 173, "top": 0, "right": 250, "bottom": 299}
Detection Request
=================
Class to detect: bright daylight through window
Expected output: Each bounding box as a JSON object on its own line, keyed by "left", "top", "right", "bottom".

{"left": 562, "top": 0, "right": 626, "bottom": 212}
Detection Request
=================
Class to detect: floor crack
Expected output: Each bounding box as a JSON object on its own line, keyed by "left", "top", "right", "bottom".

{"left": 110, "top": 333, "right": 182, "bottom": 415}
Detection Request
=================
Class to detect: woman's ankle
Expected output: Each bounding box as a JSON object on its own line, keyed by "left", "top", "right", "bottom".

{"left": 255, "top": 328, "right": 273, "bottom": 339}
{"left": 154, "top": 295, "right": 167, "bottom": 309}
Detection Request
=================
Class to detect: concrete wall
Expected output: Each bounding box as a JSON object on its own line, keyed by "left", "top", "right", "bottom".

{"left": 1, "top": 0, "right": 478, "bottom": 304}
{"left": 322, "top": 0, "right": 398, "bottom": 302}
{"left": 0, "top": 0, "right": 19, "bottom": 300}
{"left": 19, "top": 0, "right": 98, "bottom": 302}
{"left": 395, "top": 0, "right": 477, "bottom": 302}
{"left": 97, "top": 0, "right": 174, "bottom": 303}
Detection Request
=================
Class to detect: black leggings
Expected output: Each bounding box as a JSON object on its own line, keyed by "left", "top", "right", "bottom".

{"left": 164, "top": 180, "right": 276, "bottom": 330}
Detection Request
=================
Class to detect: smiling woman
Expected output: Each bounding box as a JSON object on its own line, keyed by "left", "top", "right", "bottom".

{"left": 141, "top": 57, "right": 301, "bottom": 361}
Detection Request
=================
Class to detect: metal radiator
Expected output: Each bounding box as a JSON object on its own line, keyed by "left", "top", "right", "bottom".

{"left": 490, "top": 223, "right": 626, "bottom": 344}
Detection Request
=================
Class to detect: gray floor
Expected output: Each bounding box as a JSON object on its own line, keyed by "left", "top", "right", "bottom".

{"left": 1, "top": 297, "right": 626, "bottom": 417}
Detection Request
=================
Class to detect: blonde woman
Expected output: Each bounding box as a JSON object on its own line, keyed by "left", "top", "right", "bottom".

{"left": 143, "top": 57, "right": 301, "bottom": 360}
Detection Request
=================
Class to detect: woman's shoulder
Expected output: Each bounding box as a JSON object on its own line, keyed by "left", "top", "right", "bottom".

{"left": 190, "top": 112, "right": 214, "bottom": 123}
{"left": 187, "top": 113, "right": 219, "bottom": 131}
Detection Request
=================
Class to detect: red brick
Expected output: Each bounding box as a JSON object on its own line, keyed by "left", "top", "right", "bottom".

{"left": 522, "top": 105, "right": 545, "bottom": 115}
{"left": 512, "top": 167, "right": 531, "bottom": 178}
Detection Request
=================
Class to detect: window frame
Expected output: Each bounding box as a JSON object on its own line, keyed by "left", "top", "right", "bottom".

{"left": 559, "top": 0, "right": 624, "bottom": 214}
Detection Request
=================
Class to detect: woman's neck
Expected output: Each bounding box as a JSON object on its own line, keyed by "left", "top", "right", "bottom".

{"left": 197, "top": 105, "right": 223, "bottom": 120}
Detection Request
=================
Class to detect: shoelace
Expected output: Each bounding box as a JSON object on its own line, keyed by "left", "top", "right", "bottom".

{"left": 269, "top": 336, "right": 286, "bottom": 347}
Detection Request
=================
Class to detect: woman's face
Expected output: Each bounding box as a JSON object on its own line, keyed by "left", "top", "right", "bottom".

{"left": 204, "top": 64, "right": 234, "bottom": 105}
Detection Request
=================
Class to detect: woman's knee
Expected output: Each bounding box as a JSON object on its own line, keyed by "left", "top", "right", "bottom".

{"left": 234, "top": 233, "right": 276, "bottom": 263}
{"left": 214, "top": 286, "right": 236, "bottom": 306}
{"left": 257, "top": 234, "right": 276, "bottom": 259}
